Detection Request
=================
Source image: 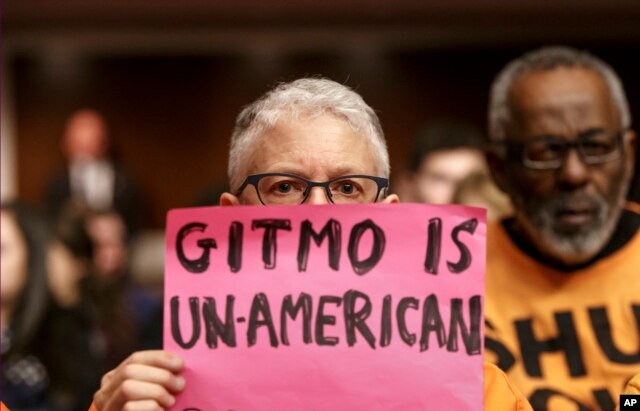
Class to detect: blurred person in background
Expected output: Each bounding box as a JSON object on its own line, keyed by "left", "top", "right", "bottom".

{"left": 1, "top": 202, "right": 54, "bottom": 410}
{"left": 485, "top": 46, "right": 639, "bottom": 410}
{"left": 85, "top": 210, "right": 130, "bottom": 282}
{"left": 37, "top": 207, "right": 162, "bottom": 411}
{"left": 399, "top": 119, "right": 488, "bottom": 204}
{"left": 45, "top": 207, "right": 106, "bottom": 411}
{"left": 49, "top": 208, "right": 162, "bottom": 368}
{"left": 84, "top": 210, "right": 163, "bottom": 357}
{"left": 452, "top": 171, "right": 513, "bottom": 221}
{"left": 43, "top": 109, "right": 144, "bottom": 232}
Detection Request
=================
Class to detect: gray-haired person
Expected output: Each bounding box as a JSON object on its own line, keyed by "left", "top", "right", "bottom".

{"left": 485, "top": 46, "right": 639, "bottom": 411}
{"left": 91, "top": 78, "right": 531, "bottom": 411}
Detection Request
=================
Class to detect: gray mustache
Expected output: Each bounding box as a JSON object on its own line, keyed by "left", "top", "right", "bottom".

{"left": 543, "top": 192, "right": 604, "bottom": 214}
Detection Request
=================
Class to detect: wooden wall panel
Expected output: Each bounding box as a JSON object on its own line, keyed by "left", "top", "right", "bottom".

{"left": 11, "top": 46, "right": 640, "bottom": 227}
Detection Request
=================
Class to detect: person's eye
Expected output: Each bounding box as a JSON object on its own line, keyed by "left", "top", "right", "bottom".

{"left": 332, "top": 179, "right": 363, "bottom": 196}
{"left": 269, "top": 180, "right": 305, "bottom": 195}
{"left": 340, "top": 183, "right": 354, "bottom": 194}
{"left": 277, "top": 182, "right": 292, "bottom": 193}
{"left": 547, "top": 141, "right": 564, "bottom": 152}
{"left": 582, "top": 138, "right": 615, "bottom": 156}
{"left": 527, "top": 139, "right": 563, "bottom": 161}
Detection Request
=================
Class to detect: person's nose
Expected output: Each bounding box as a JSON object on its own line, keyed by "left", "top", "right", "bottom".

{"left": 305, "top": 186, "right": 331, "bottom": 205}
{"left": 557, "top": 148, "right": 590, "bottom": 189}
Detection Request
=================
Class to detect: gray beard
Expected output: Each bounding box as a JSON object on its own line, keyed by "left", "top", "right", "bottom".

{"left": 513, "top": 185, "right": 627, "bottom": 266}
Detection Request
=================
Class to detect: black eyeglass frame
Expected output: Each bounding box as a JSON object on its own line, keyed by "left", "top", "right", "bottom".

{"left": 496, "top": 129, "right": 626, "bottom": 170}
{"left": 234, "top": 172, "right": 390, "bottom": 205}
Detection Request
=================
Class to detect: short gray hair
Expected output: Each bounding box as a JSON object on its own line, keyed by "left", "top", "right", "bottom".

{"left": 488, "top": 46, "right": 631, "bottom": 142}
{"left": 227, "top": 78, "right": 390, "bottom": 190}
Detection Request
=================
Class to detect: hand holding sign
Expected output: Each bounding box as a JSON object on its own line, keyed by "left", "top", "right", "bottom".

{"left": 165, "top": 203, "right": 486, "bottom": 410}
{"left": 93, "top": 351, "right": 185, "bottom": 411}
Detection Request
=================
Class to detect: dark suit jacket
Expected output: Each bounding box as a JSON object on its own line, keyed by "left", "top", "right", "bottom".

{"left": 43, "top": 162, "right": 144, "bottom": 231}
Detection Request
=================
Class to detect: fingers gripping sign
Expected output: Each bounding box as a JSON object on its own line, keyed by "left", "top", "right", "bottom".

{"left": 94, "top": 351, "right": 185, "bottom": 411}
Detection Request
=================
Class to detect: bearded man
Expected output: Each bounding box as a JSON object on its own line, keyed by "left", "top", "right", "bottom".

{"left": 485, "top": 46, "right": 639, "bottom": 411}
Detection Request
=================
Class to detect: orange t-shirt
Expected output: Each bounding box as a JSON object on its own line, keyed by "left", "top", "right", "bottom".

{"left": 1, "top": 403, "right": 10, "bottom": 411}
{"left": 616, "top": 373, "right": 640, "bottom": 410}
{"left": 484, "top": 363, "right": 534, "bottom": 411}
{"left": 485, "top": 210, "right": 640, "bottom": 410}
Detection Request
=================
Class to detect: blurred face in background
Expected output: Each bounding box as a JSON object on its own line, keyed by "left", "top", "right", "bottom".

{"left": 496, "top": 67, "right": 636, "bottom": 265}
{"left": 85, "top": 212, "right": 128, "bottom": 281}
{"left": 413, "top": 148, "right": 486, "bottom": 204}
{"left": 453, "top": 172, "right": 513, "bottom": 221}
{"left": 0, "top": 211, "right": 28, "bottom": 316}
{"left": 63, "top": 109, "right": 109, "bottom": 160}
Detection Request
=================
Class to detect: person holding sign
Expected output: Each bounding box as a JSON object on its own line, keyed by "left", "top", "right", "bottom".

{"left": 485, "top": 46, "right": 640, "bottom": 410}
{"left": 90, "top": 78, "right": 531, "bottom": 411}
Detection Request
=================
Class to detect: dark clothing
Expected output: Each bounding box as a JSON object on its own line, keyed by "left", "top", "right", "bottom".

{"left": 126, "top": 286, "right": 163, "bottom": 352}
{"left": 40, "top": 306, "right": 105, "bottom": 411}
{"left": 43, "top": 163, "right": 144, "bottom": 232}
{"left": 2, "top": 290, "right": 161, "bottom": 411}
{"left": 2, "top": 360, "right": 53, "bottom": 411}
{"left": 1, "top": 333, "right": 53, "bottom": 411}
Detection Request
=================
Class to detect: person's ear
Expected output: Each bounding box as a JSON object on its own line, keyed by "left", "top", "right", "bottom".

{"left": 219, "top": 192, "right": 241, "bottom": 206}
{"left": 381, "top": 193, "right": 400, "bottom": 204}
{"left": 486, "top": 147, "right": 510, "bottom": 195}
{"left": 624, "top": 129, "right": 637, "bottom": 175}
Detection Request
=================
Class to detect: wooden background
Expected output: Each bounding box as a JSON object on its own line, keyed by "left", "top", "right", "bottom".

{"left": 5, "top": 0, "right": 640, "bottom": 227}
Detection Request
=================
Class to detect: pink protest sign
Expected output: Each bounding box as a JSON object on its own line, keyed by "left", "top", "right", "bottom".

{"left": 164, "top": 203, "right": 486, "bottom": 410}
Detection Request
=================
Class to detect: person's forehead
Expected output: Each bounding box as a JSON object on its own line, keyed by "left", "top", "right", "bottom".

{"left": 69, "top": 111, "right": 105, "bottom": 127}
{"left": 507, "top": 67, "right": 618, "bottom": 136}
{"left": 246, "top": 114, "right": 379, "bottom": 176}
{"left": 420, "top": 148, "right": 484, "bottom": 171}
{"left": 422, "top": 147, "right": 484, "bottom": 164}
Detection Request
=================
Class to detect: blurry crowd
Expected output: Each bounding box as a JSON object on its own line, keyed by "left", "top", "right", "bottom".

{"left": 2, "top": 44, "right": 639, "bottom": 411}
{"left": 2, "top": 110, "right": 162, "bottom": 411}
{"left": 1, "top": 106, "right": 506, "bottom": 411}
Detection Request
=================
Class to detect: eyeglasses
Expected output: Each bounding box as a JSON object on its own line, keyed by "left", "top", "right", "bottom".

{"left": 502, "top": 129, "right": 625, "bottom": 170}
{"left": 234, "top": 173, "right": 389, "bottom": 205}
